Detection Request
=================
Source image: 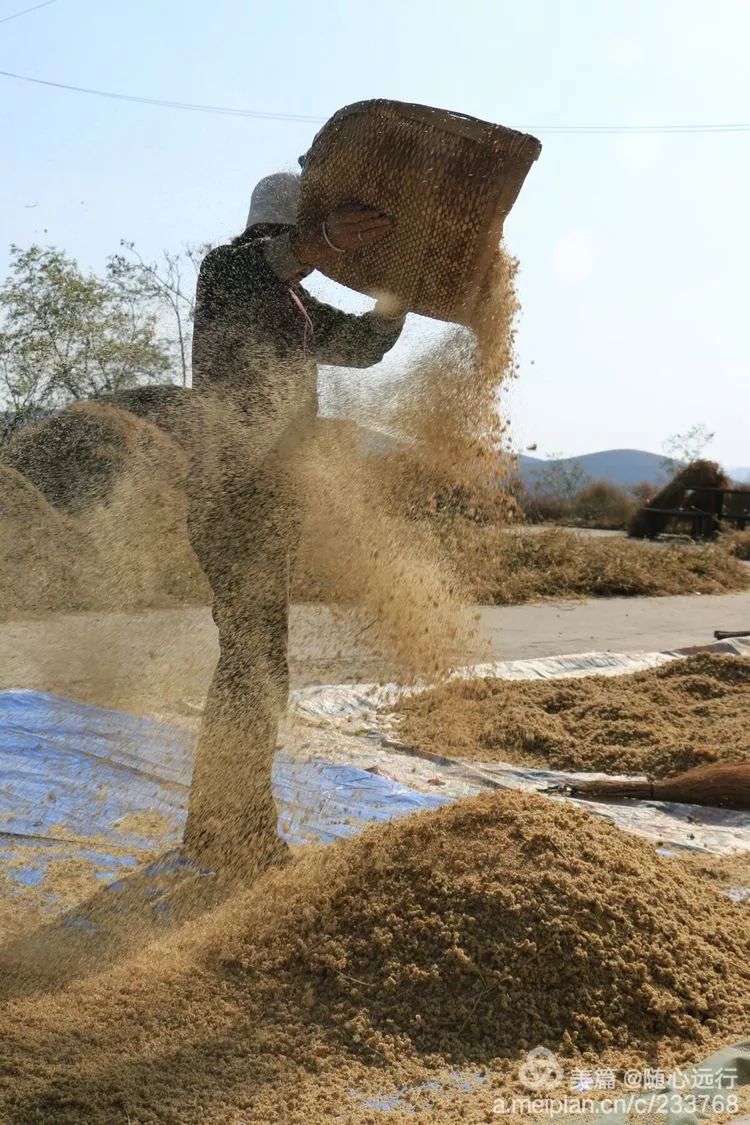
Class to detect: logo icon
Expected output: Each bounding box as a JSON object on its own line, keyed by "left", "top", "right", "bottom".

{"left": 518, "top": 1046, "right": 565, "bottom": 1091}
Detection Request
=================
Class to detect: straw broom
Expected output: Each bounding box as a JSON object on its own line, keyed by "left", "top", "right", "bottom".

{"left": 566, "top": 762, "right": 750, "bottom": 811}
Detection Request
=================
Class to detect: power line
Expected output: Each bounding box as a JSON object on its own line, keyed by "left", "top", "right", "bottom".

{"left": 0, "top": 0, "right": 56, "bottom": 25}
{"left": 0, "top": 67, "right": 323, "bottom": 122}
{"left": 1, "top": 66, "right": 750, "bottom": 134}
{"left": 525, "top": 122, "right": 750, "bottom": 134}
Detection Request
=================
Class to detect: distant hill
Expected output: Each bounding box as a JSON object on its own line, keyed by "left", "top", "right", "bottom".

{"left": 517, "top": 449, "right": 669, "bottom": 489}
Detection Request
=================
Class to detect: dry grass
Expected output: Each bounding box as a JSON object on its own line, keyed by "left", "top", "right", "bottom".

{"left": 442, "top": 523, "right": 749, "bottom": 604}
{"left": 723, "top": 529, "right": 750, "bottom": 560}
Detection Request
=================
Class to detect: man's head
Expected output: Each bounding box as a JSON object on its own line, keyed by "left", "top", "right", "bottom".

{"left": 246, "top": 172, "right": 301, "bottom": 229}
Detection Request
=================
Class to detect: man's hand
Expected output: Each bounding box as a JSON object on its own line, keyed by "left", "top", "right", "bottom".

{"left": 293, "top": 203, "right": 393, "bottom": 266}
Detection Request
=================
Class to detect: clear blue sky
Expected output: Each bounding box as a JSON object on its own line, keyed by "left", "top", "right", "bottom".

{"left": 3, "top": 0, "right": 749, "bottom": 465}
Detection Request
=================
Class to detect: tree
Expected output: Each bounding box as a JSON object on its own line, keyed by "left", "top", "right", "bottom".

{"left": 0, "top": 244, "right": 171, "bottom": 439}
{"left": 109, "top": 241, "right": 209, "bottom": 387}
{"left": 572, "top": 480, "right": 635, "bottom": 529}
{"left": 531, "top": 452, "right": 591, "bottom": 504}
{"left": 661, "top": 424, "right": 714, "bottom": 476}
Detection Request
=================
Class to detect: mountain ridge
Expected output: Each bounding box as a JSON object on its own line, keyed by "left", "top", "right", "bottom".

{"left": 516, "top": 448, "right": 669, "bottom": 488}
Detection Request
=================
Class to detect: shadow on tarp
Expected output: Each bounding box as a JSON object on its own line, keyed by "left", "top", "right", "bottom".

{"left": 0, "top": 689, "right": 447, "bottom": 995}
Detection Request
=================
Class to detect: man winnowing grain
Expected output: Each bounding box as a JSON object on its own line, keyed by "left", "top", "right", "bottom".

{"left": 183, "top": 172, "right": 404, "bottom": 874}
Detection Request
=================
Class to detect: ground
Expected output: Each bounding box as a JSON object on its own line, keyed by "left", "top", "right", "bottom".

{"left": 1, "top": 587, "right": 749, "bottom": 718}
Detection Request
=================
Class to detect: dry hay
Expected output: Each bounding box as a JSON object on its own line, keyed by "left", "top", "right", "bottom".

{"left": 0, "top": 792, "right": 748, "bottom": 1123}
{"left": 723, "top": 527, "right": 750, "bottom": 560}
{"left": 628, "top": 459, "right": 729, "bottom": 539}
{"left": 395, "top": 653, "right": 750, "bottom": 778}
{"left": 447, "top": 524, "right": 750, "bottom": 603}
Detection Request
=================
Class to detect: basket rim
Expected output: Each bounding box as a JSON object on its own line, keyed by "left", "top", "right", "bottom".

{"left": 312, "top": 98, "right": 542, "bottom": 162}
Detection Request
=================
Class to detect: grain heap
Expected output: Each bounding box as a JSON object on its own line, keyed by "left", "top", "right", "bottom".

{"left": 0, "top": 464, "right": 90, "bottom": 614}
{"left": 396, "top": 653, "right": 750, "bottom": 777}
{"left": 1, "top": 793, "right": 748, "bottom": 1123}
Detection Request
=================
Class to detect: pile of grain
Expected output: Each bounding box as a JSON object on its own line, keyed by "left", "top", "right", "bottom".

{"left": 2, "top": 400, "right": 155, "bottom": 513}
{"left": 0, "top": 402, "right": 208, "bottom": 617}
{"left": 0, "top": 465, "right": 93, "bottom": 615}
{"left": 396, "top": 653, "right": 750, "bottom": 777}
{"left": 1, "top": 793, "right": 747, "bottom": 1123}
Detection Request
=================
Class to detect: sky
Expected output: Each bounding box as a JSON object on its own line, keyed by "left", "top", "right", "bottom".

{"left": 2, "top": 0, "right": 749, "bottom": 465}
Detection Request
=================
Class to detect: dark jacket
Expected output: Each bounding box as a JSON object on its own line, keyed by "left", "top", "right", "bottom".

{"left": 191, "top": 231, "right": 403, "bottom": 442}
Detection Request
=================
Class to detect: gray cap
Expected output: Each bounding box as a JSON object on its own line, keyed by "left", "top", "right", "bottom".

{"left": 246, "top": 172, "right": 301, "bottom": 228}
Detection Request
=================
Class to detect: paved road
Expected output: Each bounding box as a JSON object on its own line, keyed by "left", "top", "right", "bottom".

{"left": 474, "top": 590, "right": 749, "bottom": 660}
{"left": 1, "top": 588, "right": 748, "bottom": 716}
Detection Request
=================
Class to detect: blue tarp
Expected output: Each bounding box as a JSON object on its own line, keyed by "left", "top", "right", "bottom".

{"left": 0, "top": 689, "right": 448, "bottom": 899}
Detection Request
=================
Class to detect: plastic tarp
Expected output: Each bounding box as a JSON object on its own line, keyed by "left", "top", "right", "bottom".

{"left": 289, "top": 645, "right": 750, "bottom": 859}
{"left": 290, "top": 650, "right": 680, "bottom": 731}
{"left": 0, "top": 689, "right": 447, "bottom": 907}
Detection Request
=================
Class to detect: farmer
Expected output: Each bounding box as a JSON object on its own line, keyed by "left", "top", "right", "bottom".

{"left": 183, "top": 172, "right": 404, "bottom": 873}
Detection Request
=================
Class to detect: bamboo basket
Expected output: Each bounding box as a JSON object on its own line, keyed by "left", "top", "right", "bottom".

{"left": 297, "top": 99, "right": 541, "bottom": 325}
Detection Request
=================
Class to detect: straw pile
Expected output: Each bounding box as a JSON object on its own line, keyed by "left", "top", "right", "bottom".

{"left": 0, "top": 402, "right": 207, "bottom": 613}
{"left": 628, "top": 460, "right": 729, "bottom": 539}
{"left": 2, "top": 401, "right": 147, "bottom": 513}
{"left": 396, "top": 653, "right": 750, "bottom": 778}
{"left": 724, "top": 528, "right": 750, "bottom": 559}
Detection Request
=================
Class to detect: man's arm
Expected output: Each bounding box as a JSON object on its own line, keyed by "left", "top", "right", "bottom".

{"left": 302, "top": 290, "right": 405, "bottom": 368}
{"left": 261, "top": 229, "right": 406, "bottom": 368}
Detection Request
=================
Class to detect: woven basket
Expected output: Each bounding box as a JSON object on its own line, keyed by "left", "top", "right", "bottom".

{"left": 297, "top": 100, "right": 541, "bottom": 325}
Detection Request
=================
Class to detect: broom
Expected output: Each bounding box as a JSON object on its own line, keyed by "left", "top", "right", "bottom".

{"left": 564, "top": 762, "right": 750, "bottom": 811}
